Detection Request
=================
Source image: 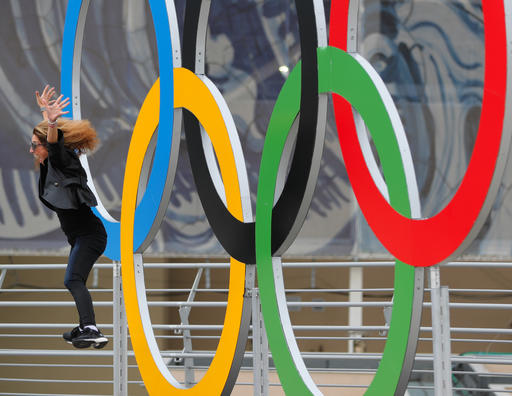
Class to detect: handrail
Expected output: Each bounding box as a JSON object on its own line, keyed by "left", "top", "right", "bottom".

{"left": 1, "top": 348, "right": 511, "bottom": 365}
{"left": 3, "top": 300, "right": 512, "bottom": 310}
{"left": 1, "top": 322, "right": 512, "bottom": 334}
{"left": 1, "top": 260, "right": 511, "bottom": 395}
{"left": 2, "top": 260, "right": 512, "bottom": 270}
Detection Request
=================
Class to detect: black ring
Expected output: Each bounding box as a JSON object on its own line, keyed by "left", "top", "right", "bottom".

{"left": 182, "top": 0, "right": 320, "bottom": 264}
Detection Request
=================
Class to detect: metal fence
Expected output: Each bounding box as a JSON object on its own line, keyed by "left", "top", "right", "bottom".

{"left": 0, "top": 260, "right": 511, "bottom": 395}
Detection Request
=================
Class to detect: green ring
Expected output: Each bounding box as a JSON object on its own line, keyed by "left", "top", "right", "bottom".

{"left": 255, "top": 46, "right": 416, "bottom": 395}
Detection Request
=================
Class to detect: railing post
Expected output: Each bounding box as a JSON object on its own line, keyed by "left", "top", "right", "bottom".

{"left": 0, "top": 268, "right": 7, "bottom": 289}
{"left": 113, "top": 260, "right": 128, "bottom": 396}
{"left": 349, "top": 265, "right": 364, "bottom": 353}
{"left": 177, "top": 268, "right": 203, "bottom": 387}
{"left": 251, "top": 288, "right": 269, "bottom": 396}
{"left": 430, "top": 265, "right": 453, "bottom": 395}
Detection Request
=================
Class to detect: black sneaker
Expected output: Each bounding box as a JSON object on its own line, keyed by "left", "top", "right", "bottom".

{"left": 63, "top": 326, "right": 82, "bottom": 344}
{"left": 72, "top": 327, "right": 108, "bottom": 349}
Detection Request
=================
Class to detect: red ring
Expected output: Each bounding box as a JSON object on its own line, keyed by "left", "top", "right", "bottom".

{"left": 330, "top": 0, "right": 507, "bottom": 267}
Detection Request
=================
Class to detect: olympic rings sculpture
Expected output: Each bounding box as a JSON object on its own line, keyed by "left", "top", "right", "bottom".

{"left": 61, "top": 0, "right": 512, "bottom": 395}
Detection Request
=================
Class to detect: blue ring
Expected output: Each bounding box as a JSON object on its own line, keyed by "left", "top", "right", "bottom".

{"left": 61, "top": 0, "right": 175, "bottom": 260}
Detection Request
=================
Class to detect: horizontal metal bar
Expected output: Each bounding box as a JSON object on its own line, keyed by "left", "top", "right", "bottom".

{"left": 0, "top": 287, "right": 226, "bottom": 293}
{"left": 9, "top": 349, "right": 500, "bottom": 365}
{"left": 0, "top": 363, "right": 113, "bottom": 368}
{"left": 1, "top": 323, "right": 511, "bottom": 335}
{"left": 0, "top": 378, "right": 113, "bottom": 384}
{"left": 424, "top": 302, "right": 512, "bottom": 309}
{"left": 229, "top": 365, "right": 512, "bottom": 379}
{"left": 236, "top": 381, "right": 365, "bottom": 389}
{"left": 2, "top": 333, "right": 508, "bottom": 348}
{"left": 0, "top": 262, "right": 389, "bottom": 270}
{"left": 453, "top": 261, "right": 512, "bottom": 267}
{"left": 144, "top": 364, "right": 512, "bottom": 380}
{"left": 2, "top": 261, "right": 511, "bottom": 271}
{"left": 136, "top": 263, "right": 230, "bottom": 269}
{"left": 0, "top": 323, "right": 114, "bottom": 329}
{"left": 155, "top": 335, "right": 221, "bottom": 340}
{"left": 434, "top": 288, "right": 512, "bottom": 294}
{"left": 2, "top": 300, "right": 512, "bottom": 310}
{"left": 0, "top": 393, "right": 110, "bottom": 396}
{"left": 444, "top": 327, "right": 512, "bottom": 335}
{"left": 0, "top": 349, "right": 117, "bottom": 357}
{"left": 146, "top": 288, "right": 227, "bottom": 293}
{"left": 306, "top": 383, "right": 368, "bottom": 389}
{"left": 0, "top": 264, "right": 113, "bottom": 270}
{"left": 0, "top": 300, "right": 389, "bottom": 308}
{"left": 285, "top": 261, "right": 512, "bottom": 268}
{"left": 451, "top": 355, "right": 512, "bottom": 364}
{"left": 425, "top": 387, "right": 511, "bottom": 394}
{"left": 294, "top": 336, "right": 385, "bottom": 341}
{"left": 293, "top": 353, "right": 512, "bottom": 365}
{"left": 3, "top": 333, "right": 509, "bottom": 345}
{"left": 0, "top": 288, "right": 113, "bottom": 293}
{"left": 409, "top": 368, "right": 512, "bottom": 380}
{"left": 451, "top": 370, "right": 512, "bottom": 378}
{"left": 0, "top": 301, "right": 115, "bottom": 307}
{"left": 302, "top": 367, "right": 376, "bottom": 374}
{"left": 2, "top": 287, "right": 510, "bottom": 295}
{"left": 284, "top": 262, "right": 390, "bottom": 268}
{"left": 448, "top": 338, "right": 512, "bottom": 343}
{"left": 236, "top": 382, "right": 281, "bottom": 387}
{"left": 0, "top": 334, "right": 110, "bottom": 339}
{"left": 5, "top": 349, "right": 508, "bottom": 366}
{"left": 285, "top": 288, "right": 394, "bottom": 293}
{"left": 0, "top": 263, "right": 230, "bottom": 270}
{"left": 0, "top": 301, "right": 217, "bottom": 307}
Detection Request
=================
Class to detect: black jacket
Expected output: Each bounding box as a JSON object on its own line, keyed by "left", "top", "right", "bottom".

{"left": 39, "top": 130, "right": 97, "bottom": 211}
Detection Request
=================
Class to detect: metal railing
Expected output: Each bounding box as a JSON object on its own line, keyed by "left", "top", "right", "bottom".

{"left": 0, "top": 260, "right": 511, "bottom": 395}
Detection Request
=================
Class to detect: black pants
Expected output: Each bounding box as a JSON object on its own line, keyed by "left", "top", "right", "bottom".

{"left": 64, "top": 234, "right": 107, "bottom": 327}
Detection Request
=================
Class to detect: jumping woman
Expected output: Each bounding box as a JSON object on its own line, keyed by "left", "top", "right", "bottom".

{"left": 31, "top": 85, "right": 108, "bottom": 349}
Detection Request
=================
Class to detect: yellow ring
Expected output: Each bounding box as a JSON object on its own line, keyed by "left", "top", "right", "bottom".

{"left": 121, "top": 67, "right": 246, "bottom": 394}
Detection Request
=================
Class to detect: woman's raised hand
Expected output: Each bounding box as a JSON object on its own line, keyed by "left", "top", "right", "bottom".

{"left": 35, "top": 85, "right": 56, "bottom": 109}
{"left": 35, "top": 85, "right": 57, "bottom": 121}
{"left": 45, "top": 94, "right": 70, "bottom": 123}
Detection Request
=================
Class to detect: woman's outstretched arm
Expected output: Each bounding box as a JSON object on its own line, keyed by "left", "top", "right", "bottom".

{"left": 39, "top": 92, "right": 70, "bottom": 144}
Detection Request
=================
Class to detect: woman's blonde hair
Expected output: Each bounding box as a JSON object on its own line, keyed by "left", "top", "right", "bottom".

{"left": 33, "top": 119, "right": 99, "bottom": 153}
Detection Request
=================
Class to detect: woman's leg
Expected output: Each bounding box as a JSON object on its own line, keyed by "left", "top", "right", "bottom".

{"left": 64, "top": 234, "right": 106, "bottom": 327}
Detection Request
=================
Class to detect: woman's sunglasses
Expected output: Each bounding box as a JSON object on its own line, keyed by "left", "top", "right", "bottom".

{"left": 30, "top": 142, "right": 45, "bottom": 150}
